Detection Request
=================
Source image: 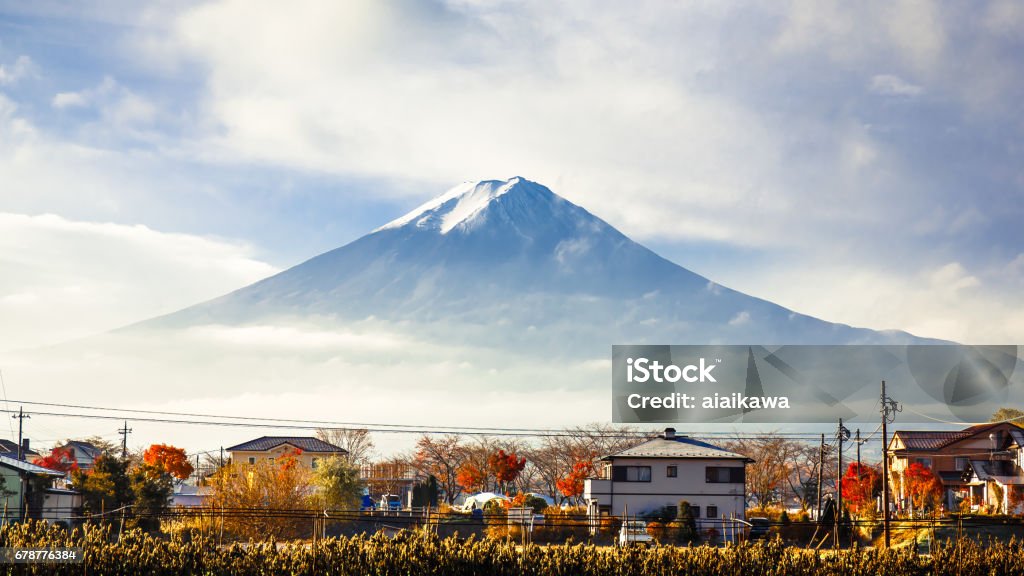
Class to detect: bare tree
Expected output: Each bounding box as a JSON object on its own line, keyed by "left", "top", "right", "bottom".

{"left": 408, "top": 434, "right": 465, "bottom": 504}
{"left": 316, "top": 428, "right": 375, "bottom": 465}
{"left": 526, "top": 424, "right": 648, "bottom": 502}
{"left": 725, "top": 433, "right": 837, "bottom": 510}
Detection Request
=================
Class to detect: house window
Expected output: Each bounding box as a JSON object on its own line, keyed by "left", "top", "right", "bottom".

{"left": 915, "top": 457, "right": 932, "bottom": 468}
{"left": 705, "top": 466, "right": 745, "bottom": 483}
{"left": 247, "top": 457, "right": 255, "bottom": 465}
{"left": 692, "top": 506, "right": 700, "bottom": 518}
{"left": 667, "top": 465, "right": 678, "bottom": 478}
{"left": 707, "top": 505, "right": 718, "bottom": 519}
{"left": 666, "top": 505, "right": 677, "bottom": 518}
{"left": 955, "top": 457, "right": 968, "bottom": 471}
{"left": 311, "top": 457, "right": 320, "bottom": 470}
{"left": 611, "top": 466, "right": 652, "bottom": 482}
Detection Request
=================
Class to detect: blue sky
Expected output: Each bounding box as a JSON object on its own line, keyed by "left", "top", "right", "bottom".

{"left": 1, "top": 0, "right": 1023, "bottom": 350}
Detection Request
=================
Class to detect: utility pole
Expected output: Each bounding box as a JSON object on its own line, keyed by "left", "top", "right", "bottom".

{"left": 856, "top": 429, "right": 861, "bottom": 476}
{"left": 12, "top": 406, "right": 29, "bottom": 523}
{"left": 12, "top": 407, "right": 29, "bottom": 460}
{"left": 817, "top": 433, "right": 825, "bottom": 521}
{"left": 835, "top": 418, "right": 850, "bottom": 548}
{"left": 118, "top": 421, "right": 132, "bottom": 459}
{"left": 880, "top": 380, "right": 901, "bottom": 549}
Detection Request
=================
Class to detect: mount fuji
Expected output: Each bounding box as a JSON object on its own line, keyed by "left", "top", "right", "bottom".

{"left": 139, "top": 177, "right": 930, "bottom": 354}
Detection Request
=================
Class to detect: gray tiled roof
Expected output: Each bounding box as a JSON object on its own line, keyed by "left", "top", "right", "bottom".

{"left": 0, "top": 439, "right": 39, "bottom": 458}
{"left": 604, "top": 435, "right": 752, "bottom": 461}
{"left": 0, "top": 454, "right": 65, "bottom": 476}
{"left": 226, "top": 436, "right": 348, "bottom": 454}
{"left": 63, "top": 440, "right": 102, "bottom": 459}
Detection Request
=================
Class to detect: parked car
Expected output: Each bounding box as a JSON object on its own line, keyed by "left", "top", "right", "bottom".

{"left": 618, "top": 520, "right": 652, "bottom": 546}
{"left": 748, "top": 517, "right": 771, "bottom": 540}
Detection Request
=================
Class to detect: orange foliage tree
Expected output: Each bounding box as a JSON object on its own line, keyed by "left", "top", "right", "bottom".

{"left": 839, "top": 462, "right": 879, "bottom": 516}
{"left": 904, "top": 462, "right": 943, "bottom": 512}
{"left": 456, "top": 462, "right": 487, "bottom": 493}
{"left": 33, "top": 446, "right": 79, "bottom": 473}
{"left": 208, "top": 453, "right": 313, "bottom": 540}
{"left": 142, "top": 444, "right": 195, "bottom": 480}
{"left": 488, "top": 449, "right": 527, "bottom": 494}
{"left": 276, "top": 447, "right": 303, "bottom": 472}
{"left": 556, "top": 460, "right": 596, "bottom": 504}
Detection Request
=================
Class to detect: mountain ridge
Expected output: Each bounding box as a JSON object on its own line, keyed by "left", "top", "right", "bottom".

{"left": 135, "top": 177, "right": 938, "bottom": 349}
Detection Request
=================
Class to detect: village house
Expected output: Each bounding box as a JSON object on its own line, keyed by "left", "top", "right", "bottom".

{"left": 584, "top": 428, "right": 752, "bottom": 530}
{"left": 0, "top": 454, "right": 79, "bottom": 525}
{"left": 888, "top": 422, "right": 1024, "bottom": 513}
{"left": 55, "top": 440, "right": 104, "bottom": 471}
{"left": 226, "top": 436, "right": 348, "bottom": 469}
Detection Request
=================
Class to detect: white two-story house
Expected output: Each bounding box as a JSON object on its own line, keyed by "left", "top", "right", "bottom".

{"left": 584, "top": 428, "right": 751, "bottom": 529}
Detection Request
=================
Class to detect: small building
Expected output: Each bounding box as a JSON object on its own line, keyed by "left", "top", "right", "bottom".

{"left": 172, "top": 484, "right": 213, "bottom": 508}
{"left": 226, "top": 436, "right": 348, "bottom": 469}
{"left": 361, "top": 461, "right": 423, "bottom": 505}
{"left": 0, "top": 454, "right": 72, "bottom": 523}
{"left": 40, "top": 487, "right": 82, "bottom": 526}
{"left": 584, "top": 428, "right": 752, "bottom": 531}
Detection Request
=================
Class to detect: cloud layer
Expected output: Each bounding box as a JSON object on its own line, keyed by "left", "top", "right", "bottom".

{"left": 0, "top": 212, "right": 277, "bottom": 350}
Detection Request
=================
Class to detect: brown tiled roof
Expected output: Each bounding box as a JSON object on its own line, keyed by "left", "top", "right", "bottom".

{"left": 893, "top": 423, "right": 1007, "bottom": 451}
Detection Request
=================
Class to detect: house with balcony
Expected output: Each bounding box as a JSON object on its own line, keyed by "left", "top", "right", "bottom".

{"left": 888, "top": 422, "right": 1024, "bottom": 512}
{"left": 226, "top": 436, "right": 348, "bottom": 469}
{"left": 584, "top": 428, "right": 752, "bottom": 530}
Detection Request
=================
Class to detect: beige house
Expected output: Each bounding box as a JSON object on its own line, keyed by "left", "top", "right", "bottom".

{"left": 888, "top": 422, "right": 1024, "bottom": 512}
{"left": 584, "top": 428, "right": 751, "bottom": 531}
{"left": 226, "top": 436, "right": 348, "bottom": 470}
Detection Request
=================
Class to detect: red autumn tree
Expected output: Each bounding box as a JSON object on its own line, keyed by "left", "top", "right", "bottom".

{"left": 276, "top": 447, "right": 303, "bottom": 472}
{"left": 487, "top": 449, "right": 527, "bottom": 493}
{"left": 33, "top": 446, "right": 79, "bottom": 473}
{"left": 456, "top": 462, "right": 487, "bottom": 493}
{"left": 904, "top": 462, "right": 943, "bottom": 511}
{"left": 556, "top": 460, "right": 596, "bottom": 502}
{"left": 142, "top": 444, "right": 194, "bottom": 480}
{"left": 840, "top": 462, "right": 880, "bottom": 515}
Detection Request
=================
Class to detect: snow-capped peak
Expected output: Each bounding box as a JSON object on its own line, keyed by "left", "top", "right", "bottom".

{"left": 377, "top": 176, "right": 538, "bottom": 234}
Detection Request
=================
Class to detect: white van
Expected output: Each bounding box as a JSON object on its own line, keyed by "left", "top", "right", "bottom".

{"left": 618, "top": 520, "right": 652, "bottom": 546}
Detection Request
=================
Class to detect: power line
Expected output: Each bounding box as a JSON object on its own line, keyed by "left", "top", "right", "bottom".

{"left": 0, "top": 406, "right": 857, "bottom": 441}
{"left": 0, "top": 399, "right": 868, "bottom": 440}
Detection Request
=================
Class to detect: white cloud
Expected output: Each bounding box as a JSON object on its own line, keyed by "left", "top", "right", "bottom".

{"left": 146, "top": 1, "right": 903, "bottom": 247}
{"left": 728, "top": 311, "right": 751, "bottom": 326}
{"left": 709, "top": 259, "right": 1023, "bottom": 343}
{"left": 51, "top": 92, "right": 88, "bottom": 109}
{"left": 0, "top": 55, "right": 34, "bottom": 85}
{"left": 0, "top": 212, "right": 277, "bottom": 351}
{"left": 869, "top": 74, "right": 924, "bottom": 96}
{"left": 48, "top": 76, "right": 159, "bottom": 131}
{"left": 184, "top": 324, "right": 412, "bottom": 352}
